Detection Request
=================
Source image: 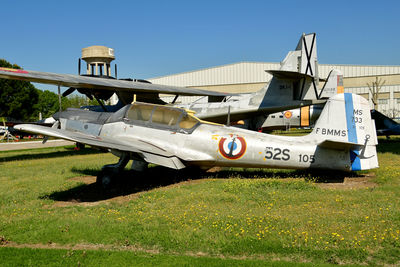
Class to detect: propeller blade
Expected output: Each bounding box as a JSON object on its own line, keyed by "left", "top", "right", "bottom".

{"left": 62, "top": 87, "right": 76, "bottom": 97}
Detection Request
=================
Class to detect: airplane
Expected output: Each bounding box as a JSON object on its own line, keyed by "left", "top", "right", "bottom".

{"left": 371, "top": 109, "right": 400, "bottom": 138}
{"left": 257, "top": 104, "right": 323, "bottom": 132}
{"left": 259, "top": 102, "right": 400, "bottom": 139}
{"left": 0, "top": 33, "right": 340, "bottom": 127}
{"left": 14, "top": 93, "right": 379, "bottom": 189}
{"left": 175, "top": 33, "right": 343, "bottom": 125}
{"left": 231, "top": 69, "right": 343, "bottom": 131}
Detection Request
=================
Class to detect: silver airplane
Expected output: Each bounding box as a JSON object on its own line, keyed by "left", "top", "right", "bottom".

{"left": 258, "top": 96, "right": 400, "bottom": 138}
{"left": 233, "top": 69, "right": 343, "bottom": 131}
{"left": 371, "top": 109, "right": 400, "bottom": 138}
{"left": 0, "top": 33, "right": 337, "bottom": 125}
{"left": 258, "top": 104, "right": 323, "bottom": 131}
{"left": 14, "top": 93, "right": 379, "bottom": 188}
{"left": 174, "top": 33, "right": 341, "bottom": 124}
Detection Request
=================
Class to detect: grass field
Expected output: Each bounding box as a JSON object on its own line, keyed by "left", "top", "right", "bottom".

{"left": 0, "top": 137, "right": 399, "bottom": 266}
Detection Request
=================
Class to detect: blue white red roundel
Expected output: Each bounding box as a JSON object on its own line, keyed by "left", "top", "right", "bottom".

{"left": 218, "top": 135, "right": 247, "bottom": 160}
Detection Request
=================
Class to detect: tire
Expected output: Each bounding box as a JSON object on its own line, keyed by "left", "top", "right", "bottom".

{"left": 96, "top": 170, "right": 114, "bottom": 189}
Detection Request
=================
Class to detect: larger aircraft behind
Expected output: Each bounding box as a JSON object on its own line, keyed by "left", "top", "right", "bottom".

{"left": 15, "top": 93, "right": 379, "bottom": 188}
{"left": 371, "top": 109, "right": 400, "bottom": 138}
{"left": 176, "top": 33, "right": 343, "bottom": 125}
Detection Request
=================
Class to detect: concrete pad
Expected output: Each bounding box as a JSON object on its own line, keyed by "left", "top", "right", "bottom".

{"left": 0, "top": 140, "right": 74, "bottom": 151}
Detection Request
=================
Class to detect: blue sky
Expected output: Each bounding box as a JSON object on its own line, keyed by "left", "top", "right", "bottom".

{"left": 1, "top": 0, "right": 400, "bottom": 92}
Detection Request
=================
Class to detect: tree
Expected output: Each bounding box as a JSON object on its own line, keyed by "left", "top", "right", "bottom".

{"left": 66, "top": 94, "right": 94, "bottom": 108}
{"left": 33, "top": 90, "right": 100, "bottom": 119}
{"left": 0, "top": 59, "right": 39, "bottom": 121}
{"left": 367, "top": 76, "right": 385, "bottom": 110}
{"left": 33, "top": 90, "right": 61, "bottom": 119}
{"left": 1, "top": 59, "right": 107, "bottom": 121}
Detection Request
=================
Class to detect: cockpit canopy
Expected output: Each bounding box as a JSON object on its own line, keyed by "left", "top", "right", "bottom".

{"left": 107, "top": 102, "right": 201, "bottom": 133}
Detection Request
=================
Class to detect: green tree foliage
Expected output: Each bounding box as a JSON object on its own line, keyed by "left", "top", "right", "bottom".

{"left": 0, "top": 59, "right": 39, "bottom": 121}
{"left": 33, "top": 90, "right": 61, "bottom": 119}
{"left": 34, "top": 91, "right": 97, "bottom": 119}
{"left": 1, "top": 59, "right": 103, "bottom": 121}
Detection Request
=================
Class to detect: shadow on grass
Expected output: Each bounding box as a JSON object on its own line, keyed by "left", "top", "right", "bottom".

{"left": 0, "top": 147, "right": 104, "bottom": 163}
{"left": 40, "top": 167, "right": 364, "bottom": 202}
{"left": 206, "top": 168, "right": 365, "bottom": 184}
{"left": 377, "top": 136, "right": 400, "bottom": 155}
{"left": 41, "top": 166, "right": 205, "bottom": 202}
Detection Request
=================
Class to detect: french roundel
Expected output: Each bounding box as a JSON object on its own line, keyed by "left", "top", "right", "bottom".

{"left": 218, "top": 135, "right": 247, "bottom": 160}
{"left": 284, "top": 111, "right": 292, "bottom": 119}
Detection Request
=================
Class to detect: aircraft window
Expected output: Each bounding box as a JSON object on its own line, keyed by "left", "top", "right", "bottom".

{"left": 271, "top": 115, "right": 275, "bottom": 118}
{"left": 179, "top": 115, "right": 199, "bottom": 130}
{"left": 126, "top": 104, "right": 154, "bottom": 121}
{"left": 151, "top": 106, "right": 181, "bottom": 126}
{"left": 279, "top": 115, "right": 283, "bottom": 118}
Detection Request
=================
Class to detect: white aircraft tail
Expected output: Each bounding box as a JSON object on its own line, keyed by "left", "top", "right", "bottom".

{"left": 255, "top": 33, "right": 321, "bottom": 103}
{"left": 318, "top": 69, "right": 344, "bottom": 99}
{"left": 309, "top": 93, "right": 378, "bottom": 171}
{"left": 280, "top": 33, "right": 318, "bottom": 80}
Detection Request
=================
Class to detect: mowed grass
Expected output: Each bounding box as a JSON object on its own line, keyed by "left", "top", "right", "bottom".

{"left": 0, "top": 138, "right": 399, "bottom": 266}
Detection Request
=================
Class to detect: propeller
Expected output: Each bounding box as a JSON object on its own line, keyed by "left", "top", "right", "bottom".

{"left": 62, "top": 87, "right": 76, "bottom": 97}
{"left": 77, "top": 89, "right": 94, "bottom": 100}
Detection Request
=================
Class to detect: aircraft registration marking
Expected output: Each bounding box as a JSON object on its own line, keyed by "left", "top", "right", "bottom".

{"left": 298, "top": 154, "right": 315, "bottom": 163}
{"left": 265, "top": 147, "right": 290, "bottom": 161}
{"left": 218, "top": 135, "right": 246, "bottom": 160}
{"left": 314, "top": 127, "right": 347, "bottom": 137}
{"left": 0, "top": 67, "right": 28, "bottom": 74}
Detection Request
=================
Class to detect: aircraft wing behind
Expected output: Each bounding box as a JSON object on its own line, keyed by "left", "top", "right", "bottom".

{"left": 13, "top": 124, "right": 186, "bottom": 169}
{"left": 0, "top": 67, "right": 229, "bottom": 97}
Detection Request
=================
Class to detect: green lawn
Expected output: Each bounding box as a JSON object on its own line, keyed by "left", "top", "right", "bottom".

{"left": 0, "top": 137, "right": 399, "bottom": 266}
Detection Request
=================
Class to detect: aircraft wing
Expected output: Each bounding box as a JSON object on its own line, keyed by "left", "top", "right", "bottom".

{"left": 195, "top": 100, "right": 325, "bottom": 123}
{"left": 0, "top": 67, "right": 230, "bottom": 97}
{"left": 13, "top": 124, "right": 186, "bottom": 169}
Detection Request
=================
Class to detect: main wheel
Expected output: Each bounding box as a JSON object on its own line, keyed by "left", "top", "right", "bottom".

{"left": 96, "top": 170, "right": 115, "bottom": 189}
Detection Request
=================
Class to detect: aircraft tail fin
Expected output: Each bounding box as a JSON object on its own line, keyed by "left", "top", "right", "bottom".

{"left": 309, "top": 93, "right": 378, "bottom": 170}
{"left": 254, "top": 33, "right": 321, "bottom": 103}
{"left": 318, "top": 69, "right": 344, "bottom": 99}
{"left": 280, "top": 33, "right": 318, "bottom": 80}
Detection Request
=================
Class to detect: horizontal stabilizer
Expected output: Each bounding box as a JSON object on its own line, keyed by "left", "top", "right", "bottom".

{"left": 317, "top": 139, "right": 362, "bottom": 150}
{"left": 265, "top": 70, "right": 313, "bottom": 80}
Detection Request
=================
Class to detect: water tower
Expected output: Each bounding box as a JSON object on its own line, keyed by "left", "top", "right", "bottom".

{"left": 80, "top": 46, "right": 118, "bottom": 104}
{"left": 81, "top": 45, "right": 115, "bottom": 77}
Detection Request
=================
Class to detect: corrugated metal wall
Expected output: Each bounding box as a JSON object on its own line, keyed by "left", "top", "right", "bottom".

{"left": 149, "top": 62, "right": 279, "bottom": 86}
{"left": 149, "top": 62, "right": 400, "bottom": 87}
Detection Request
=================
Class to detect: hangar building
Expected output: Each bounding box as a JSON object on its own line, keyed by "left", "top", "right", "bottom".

{"left": 148, "top": 62, "right": 400, "bottom": 117}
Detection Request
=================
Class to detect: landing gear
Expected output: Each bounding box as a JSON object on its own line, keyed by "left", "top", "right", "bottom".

{"left": 96, "top": 153, "right": 130, "bottom": 189}
{"left": 96, "top": 169, "right": 116, "bottom": 189}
